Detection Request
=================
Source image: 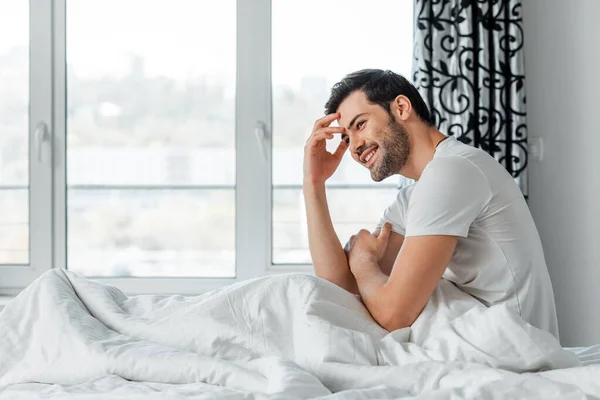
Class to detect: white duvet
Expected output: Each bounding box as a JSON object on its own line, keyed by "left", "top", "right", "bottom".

{"left": 0, "top": 269, "right": 599, "bottom": 399}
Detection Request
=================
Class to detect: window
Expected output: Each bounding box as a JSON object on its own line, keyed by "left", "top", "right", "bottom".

{"left": 0, "top": 0, "right": 414, "bottom": 294}
{"left": 271, "top": 0, "right": 414, "bottom": 264}
{"left": 66, "top": 0, "right": 236, "bottom": 278}
{"left": 0, "top": 0, "right": 29, "bottom": 265}
{"left": 0, "top": 0, "right": 53, "bottom": 290}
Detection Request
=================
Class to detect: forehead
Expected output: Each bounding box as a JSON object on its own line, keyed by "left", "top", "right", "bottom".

{"left": 337, "top": 90, "right": 383, "bottom": 128}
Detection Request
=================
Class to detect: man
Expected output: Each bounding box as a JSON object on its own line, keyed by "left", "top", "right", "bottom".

{"left": 303, "top": 69, "right": 559, "bottom": 339}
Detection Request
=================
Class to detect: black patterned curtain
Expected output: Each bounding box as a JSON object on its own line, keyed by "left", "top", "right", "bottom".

{"left": 413, "top": 0, "right": 528, "bottom": 195}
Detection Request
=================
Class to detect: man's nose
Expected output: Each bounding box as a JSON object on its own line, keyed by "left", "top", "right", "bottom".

{"left": 350, "top": 137, "right": 366, "bottom": 157}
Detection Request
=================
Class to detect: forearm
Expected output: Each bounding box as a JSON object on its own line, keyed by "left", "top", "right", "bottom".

{"left": 303, "top": 182, "right": 358, "bottom": 294}
{"left": 351, "top": 258, "right": 411, "bottom": 331}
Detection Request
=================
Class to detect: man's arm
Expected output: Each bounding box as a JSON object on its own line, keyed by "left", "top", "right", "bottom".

{"left": 303, "top": 113, "right": 359, "bottom": 293}
{"left": 370, "top": 228, "right": 404, "bottom": 276}
{"left": 305, "top": 192, "right": 404, "bottom": 293}
{"left": 347, "top": 154, "right": 491, "bottom": 330}
{"left": 347, "top": 231, "right": 458, "bottom": 331}
{"left": 304, "top": 188, "right": 406, "bottom": 293}
{"left": 304, "top": 183, "right": 359, "bottom": 294}
{"left": 303, "top": 113, "right": 405, "bottom": 293}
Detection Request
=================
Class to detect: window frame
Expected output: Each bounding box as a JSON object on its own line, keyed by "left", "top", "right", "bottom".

{"left": 0, "top": 0, "right": 369, "bottom": 295}
{"left": 0, "top": 0, "right": 54, "bottom": 291}
{"left": 52, "top": 0, "right": 280, "bottom": 295}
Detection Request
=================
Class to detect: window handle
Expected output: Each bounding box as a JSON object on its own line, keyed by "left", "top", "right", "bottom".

{"left": 254, "top": 121, "right": 270, "bottom": 161}
{"left": 34, "top": 122, "right": 51, "bottom": 165}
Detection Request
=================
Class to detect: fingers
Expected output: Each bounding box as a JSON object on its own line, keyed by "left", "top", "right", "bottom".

{"left": 332, "top": 138, "right": 349, "bottom": 159}
{"left": 306, "top": 127, "right": 347, "bottom": 149}
{"left": 349, "top": 234, "right": 357, "bottom": 246}
{"left": 313, "top": 112, "right": 340, "bottom": 131}
{"left": 344, "top": 235, "right": 355, "bottom": 256}
{"left": 305, "top": 131, "right": 334, "bottom": 148}
{"left": 307, "top": 127, "right": 346, "bottom": 142}
{"left": 308, "top": 114, "right": 347, "bottom": 148}
{"left": 317, "top": 126, "right": 346, "bottom": 135}
{"left": 377, "top": 222, "right": 392, "bottom": 244}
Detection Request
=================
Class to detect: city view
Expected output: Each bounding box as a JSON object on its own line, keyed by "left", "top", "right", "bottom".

{"left": 0, "top": 0, "right": 414, "bottom": 276}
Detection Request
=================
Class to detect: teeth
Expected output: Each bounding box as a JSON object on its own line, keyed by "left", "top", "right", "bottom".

{"left": 365, "top": 149, "right": 376, "bottom": 162}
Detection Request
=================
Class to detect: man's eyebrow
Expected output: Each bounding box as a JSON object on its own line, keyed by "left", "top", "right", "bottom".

{"left": 346, "top": 113, "right": 368, "bottom": 131}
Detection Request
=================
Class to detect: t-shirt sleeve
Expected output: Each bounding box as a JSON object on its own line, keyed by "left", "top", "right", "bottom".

{"left": 376, "top": 184, "right": 415, "bottom": 236}
{"left": 405, "top": 156, "right": 492, "bottom": 238}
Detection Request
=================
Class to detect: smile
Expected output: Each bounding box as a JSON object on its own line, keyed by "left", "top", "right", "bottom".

{"left": 361, "top": 146, "right": 378, "bottom": 167}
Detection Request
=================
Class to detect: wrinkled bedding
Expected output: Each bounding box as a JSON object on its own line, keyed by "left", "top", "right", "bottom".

{"left": 0, "top": 269, "right": 598, "bottom": 399}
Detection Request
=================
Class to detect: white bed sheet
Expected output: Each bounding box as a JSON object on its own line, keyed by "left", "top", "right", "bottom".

{"left": 1, "top": 270, "right": 599, "bottom": 399}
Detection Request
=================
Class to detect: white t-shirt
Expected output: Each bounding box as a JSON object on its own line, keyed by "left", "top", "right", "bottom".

{"left": 378, "top": 136, "right": 559, "bottom": 339}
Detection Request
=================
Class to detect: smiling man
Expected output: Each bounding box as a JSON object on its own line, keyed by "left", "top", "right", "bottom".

{"left": 303, "top": 69, "right": 559, "bottom": 339}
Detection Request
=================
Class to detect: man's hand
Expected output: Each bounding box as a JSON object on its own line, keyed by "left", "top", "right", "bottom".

{"left": 345, "top": 222, "right": 393, "bottom": 271}
{"left": 303, "top": 113, "right": 349, "bottom": 187}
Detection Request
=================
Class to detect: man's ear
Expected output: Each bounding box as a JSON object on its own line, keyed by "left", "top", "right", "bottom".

{"left": 391, "top": 95, "right": 412, "bottom": 122}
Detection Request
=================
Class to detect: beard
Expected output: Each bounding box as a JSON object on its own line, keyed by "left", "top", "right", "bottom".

{"left": 370, "top": 115, "right": 411, "bottom": 182}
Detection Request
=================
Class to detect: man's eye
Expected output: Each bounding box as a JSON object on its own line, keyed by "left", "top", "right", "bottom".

{"left": 357, "top": 121, "right": 365, "bottom": 129}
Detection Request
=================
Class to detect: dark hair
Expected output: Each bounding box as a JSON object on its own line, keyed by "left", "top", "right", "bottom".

{"left": 324, "top": 69, "right": 434, "bottom": 126}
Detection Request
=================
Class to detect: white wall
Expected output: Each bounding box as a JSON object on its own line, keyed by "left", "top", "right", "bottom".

{"left": 523, "top": 0, "right": 600, "bottom": 346}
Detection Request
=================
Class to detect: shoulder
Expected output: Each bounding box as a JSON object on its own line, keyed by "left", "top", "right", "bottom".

{"left": 421, "top": 151, "right": 492, "bottom": 189}
{"left": 429, "top": 137, "right": 498, "bottom": 180}
{"left": 423, "top": 154, "right": 486, "bottom": 178}
{"left": 413, "top": 154, "right": 493, "bottom": 206}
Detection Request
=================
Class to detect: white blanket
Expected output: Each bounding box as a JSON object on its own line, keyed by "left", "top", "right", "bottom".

{"left": 0, "top": 269, "right": 598, "bottom": 399}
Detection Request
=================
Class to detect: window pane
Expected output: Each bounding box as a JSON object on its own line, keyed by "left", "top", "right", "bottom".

{"left": 67, "top": 0, "right": 236, "bottom": 276}
{"left": 0, "top": 0, "right": 29, "bottom": 264}
{"left": 68, "top": 189, "right": 235, "bottom": 277}
{"left": 272, "top": 0, "right": 414, "bottom": 264}
{"left": 273, "top": 188, "right": 399, "bottom": 264}
{"left": 0, "top": 190, "right": 28, "bottom": 264}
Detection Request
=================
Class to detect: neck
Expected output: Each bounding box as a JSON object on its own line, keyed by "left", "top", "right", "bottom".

{"left": 399, "top": 124, "right": 446, "bottom": 180}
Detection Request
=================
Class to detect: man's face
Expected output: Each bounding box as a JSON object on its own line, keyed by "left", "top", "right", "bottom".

{"left": 338, "top": 91, "right": 411, "bottom": 182}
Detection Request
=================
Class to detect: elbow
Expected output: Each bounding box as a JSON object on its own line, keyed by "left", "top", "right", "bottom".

{"left": 315, "top": 271, "right": 342, "bottom": 286}
{"left": 315, "top": 272, "right": 359, "bottom": 295}
{"left": 371, "top": 286, "right": 422, "bottom": 331}
{"left": 378, "top": 310, "right": 418, "bottom": 332}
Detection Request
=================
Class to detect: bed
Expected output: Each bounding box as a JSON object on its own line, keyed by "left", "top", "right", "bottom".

{"left": 1, "top": 269, "right": 599, "bottom": 399}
